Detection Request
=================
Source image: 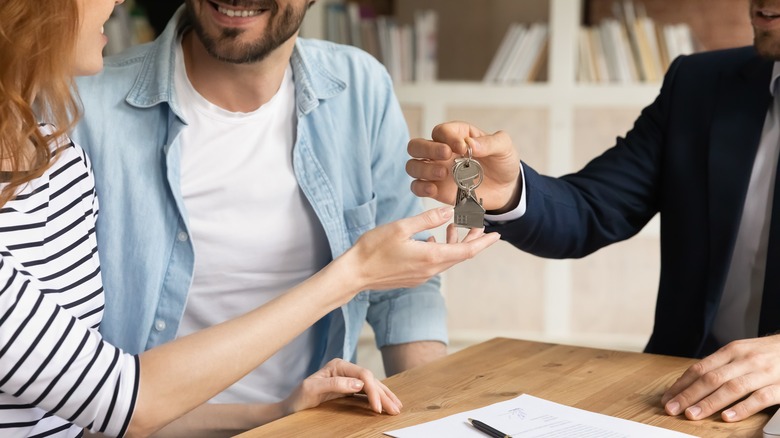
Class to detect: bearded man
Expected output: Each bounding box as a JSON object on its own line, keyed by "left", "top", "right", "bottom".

{"left": 74, "top": 1, "right": 448, "bottom": 434}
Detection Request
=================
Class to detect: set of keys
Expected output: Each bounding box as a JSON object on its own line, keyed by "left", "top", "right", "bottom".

{"left": 452, "top": 145, "right": 485, "bottom": 228}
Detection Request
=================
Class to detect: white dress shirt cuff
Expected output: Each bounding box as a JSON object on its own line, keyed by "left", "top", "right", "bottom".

{"left": 485, "top": 163, "right": 527, "bottom": 223}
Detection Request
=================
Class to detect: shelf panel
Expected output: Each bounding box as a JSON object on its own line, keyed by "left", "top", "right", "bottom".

{"left": 570, "top": 84, "right": 661, "bottom": 106}
{"left": 395, "top": 82, "right": 662, "bottom": 107}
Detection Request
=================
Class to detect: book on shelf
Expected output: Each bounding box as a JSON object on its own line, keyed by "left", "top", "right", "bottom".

{"left": 483, "top": 23, "right": 524, "bottom": 84}
{"left": 663, "top": 24, "right": 695, "bottom": 63}
{"left": 634, "top": 15, "right": 664, "bottom": 82}
{"left": 414, "top": 9, "right": 438, "bottom": 83}
{"left": 324, "top": 2, "right": 437, "bottom": 84}
{"left": 602, "top": 18, "right": 639, "bottom": 83}
{"left": 325, "top": 3, "right": 349, "bottom": 45}
{"left": 482, "top": 22, "right": 549, "bottom": 84}
{"left": 578, "top": 0, "right": 698, "bottom": 84}
{"left": 578, "top": 28, "right": 599, "bottom": 83}
{"left": 347, "top": 2, "right": 362, "bottom": 49}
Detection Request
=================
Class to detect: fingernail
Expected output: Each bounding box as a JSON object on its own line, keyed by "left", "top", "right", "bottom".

{"left": 388, "top": 403, "right": 400, "bottom": 415}
{"left": 666, "top": 401, "right": 680, "bottom": 415}
{"left": 723, "top": 410, "right": 736, "bottom": 420}
{"left": 439, "top": 207, "right": 453, "bottom": 218}
{"left": 686, "top": 405, "right": 701, "bottom": 419}
{"left": 351, "top": 380, "right": 364, "bottom": 390}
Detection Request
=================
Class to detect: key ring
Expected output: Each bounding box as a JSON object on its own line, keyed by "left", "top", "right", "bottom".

{"left": 449, "top": 141, "right": 475, "bottom": 175}
{"left": 453, "top": 158, "right": 483, "bottom": 191}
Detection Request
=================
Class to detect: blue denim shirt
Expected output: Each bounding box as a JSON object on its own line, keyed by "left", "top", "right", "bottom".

{"left": 72, "top": 13, "right": 446, "bottom": 366}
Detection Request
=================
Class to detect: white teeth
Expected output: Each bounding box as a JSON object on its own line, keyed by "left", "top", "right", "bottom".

{"left": 217, "top": 5, "right": 262, "bottom": 17}
{"left": 101, "top": 26, "right": 104, "bottom": 34}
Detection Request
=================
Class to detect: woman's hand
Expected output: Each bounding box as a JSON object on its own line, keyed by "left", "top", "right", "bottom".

{"left": 280, "top": 359, "right": 402, "bottom": 416}
{"left": 344, "top": 206, "right": 501, "bottom": 291}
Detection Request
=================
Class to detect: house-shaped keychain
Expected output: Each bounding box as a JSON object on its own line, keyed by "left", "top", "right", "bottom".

{"left": 454, "top": 194, "right": 485, "bottom": 228}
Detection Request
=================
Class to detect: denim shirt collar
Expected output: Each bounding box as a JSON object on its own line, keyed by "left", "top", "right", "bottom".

{"left": 124, "top": 6, "right": 346, "bottom": 118}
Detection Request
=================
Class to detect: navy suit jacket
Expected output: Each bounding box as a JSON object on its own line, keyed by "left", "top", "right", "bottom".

{"left": 488, "top": 47, "right": 777, "bottom": 358}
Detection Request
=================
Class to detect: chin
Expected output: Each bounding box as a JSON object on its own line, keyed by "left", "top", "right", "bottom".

{"left": 755, "top": 43, "right": 780, "bottom": 61}
{"left": 73, "top": 63, "right": 105, "bottom": 77}
{"left": 754, "top": 29, "right": 780, "bottom": 59}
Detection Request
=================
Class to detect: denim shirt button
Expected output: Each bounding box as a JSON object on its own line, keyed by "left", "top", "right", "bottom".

{"left": 154, "top": 319, "right": 166, "bottom": 331}
{"left": 177, "top": 231, "right": 189, "bottom": 242}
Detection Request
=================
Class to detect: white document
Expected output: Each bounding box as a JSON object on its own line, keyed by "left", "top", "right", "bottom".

{"left": 385, "top": 394, "right": 697, "bottom": 438}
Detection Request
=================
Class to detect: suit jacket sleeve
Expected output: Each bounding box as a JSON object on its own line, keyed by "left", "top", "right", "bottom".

{"left": 486, "top": 56, "right": 686, "bottom": 259}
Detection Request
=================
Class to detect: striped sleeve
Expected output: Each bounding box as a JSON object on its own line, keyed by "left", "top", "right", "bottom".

{"left": 0, "top": 254, "right": 139, "bottom": 436}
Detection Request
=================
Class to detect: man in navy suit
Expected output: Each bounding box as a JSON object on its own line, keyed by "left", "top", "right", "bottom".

{"left": 407, "top": 0, "right": 780, "bottom": 424}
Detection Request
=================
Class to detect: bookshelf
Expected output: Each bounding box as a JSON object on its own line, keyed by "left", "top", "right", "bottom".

{"left": 303, "top": 0, "right": 754, "bottom": 367}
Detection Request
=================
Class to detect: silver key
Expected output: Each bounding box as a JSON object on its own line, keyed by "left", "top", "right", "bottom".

{"left": 452, "top": 158, "right": 476, "bottom": 218}
{"left": 452, "top": 158, "right": 481, "bottom": 189}
{"left": 452, "top": 158, "right": 478, "bottom": 216}
{"left": 452, "top": 156, "right": 484, "bottom": 198}
{"left": 452, "top": 152, "right": 485, "bottom": 228}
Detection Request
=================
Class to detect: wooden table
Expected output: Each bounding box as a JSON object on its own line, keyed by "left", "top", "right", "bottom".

{"left": 237, "top": 338, "right": 772, "bottom": 437}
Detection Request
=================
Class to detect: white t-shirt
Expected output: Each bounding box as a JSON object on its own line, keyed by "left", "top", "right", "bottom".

{"left": 174, "top": 42, "right": 331, "bottom": 403}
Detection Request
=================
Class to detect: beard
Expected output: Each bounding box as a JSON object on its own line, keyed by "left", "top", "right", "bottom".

{"left": 185, "top": 0, "right": 308, "bottom": 64}
{"left": 755, "top": 29, "right": 780, "bottom": 60}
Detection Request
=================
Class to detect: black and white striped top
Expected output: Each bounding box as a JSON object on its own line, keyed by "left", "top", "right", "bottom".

{"left": 0, "top": 128, "right": 139, "bottom": 437}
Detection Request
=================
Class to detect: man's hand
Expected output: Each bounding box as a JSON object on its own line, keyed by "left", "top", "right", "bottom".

{"left": 662, "top": 335, "right": 780, "bottom": 422}
{"left": 280, "top": 358, "right": 402, "bottom": 416}
{"left": 406, "top": 121, "right": 522, "bottom": 212}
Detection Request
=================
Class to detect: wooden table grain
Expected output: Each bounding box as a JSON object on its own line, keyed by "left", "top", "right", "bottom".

{"left": 236, "top": 338, "right": 772, "bottom": 437}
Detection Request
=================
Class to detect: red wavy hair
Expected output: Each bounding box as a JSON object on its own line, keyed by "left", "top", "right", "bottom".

{"left": 0, "top": 0, "right": 80, "bottom": 206}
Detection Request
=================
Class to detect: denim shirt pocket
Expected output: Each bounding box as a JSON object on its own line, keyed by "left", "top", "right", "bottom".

{"left": 343, "top": 192, "right": 378, "bottom": 243}
{"left": 343, "top": 193, "right": 378, "bottom": 302}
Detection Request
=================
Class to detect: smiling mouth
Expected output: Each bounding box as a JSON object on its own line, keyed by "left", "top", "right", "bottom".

{"left": 211, "top": 2, "right": 266, "bottom": 18}
{"left": 758, "top": 9, "right": 780, "bottom": 19}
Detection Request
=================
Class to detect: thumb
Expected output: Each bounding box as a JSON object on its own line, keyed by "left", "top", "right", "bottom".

{"left": 431, "top": 122, "right": 482, "bottom": 155}
{"left": 468, "top": 131, "right": 514, "bottom": 160}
